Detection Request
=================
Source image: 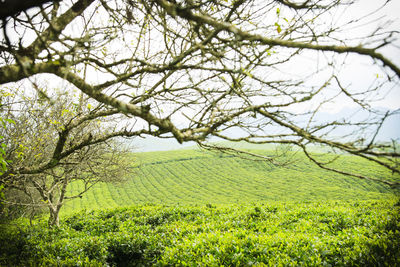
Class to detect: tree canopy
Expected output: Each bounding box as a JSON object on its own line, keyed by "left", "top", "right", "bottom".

{"left": 0, "top": 86, "right": 132, "bottom": 225}
{"left": 1, "top": 0, "right": 399, "bottom": 188}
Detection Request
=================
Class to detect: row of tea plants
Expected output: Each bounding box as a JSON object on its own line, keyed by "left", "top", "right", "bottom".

{"left": 1, "top": 198, "right": 399, "bottom": 266}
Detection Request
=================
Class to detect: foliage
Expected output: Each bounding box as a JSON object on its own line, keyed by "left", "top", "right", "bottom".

{"left": 0, "top": 87, "right": 132, "bottom": 226}
{"left": 0, "top": 88, "right": 15, "bottom": 174}
{"left": 0, "top": 117, "right": 14, "bottom": 175}
{"left": 63, "top": 148, "right": 400, "bottom": 213}
{"left": 0, "top": 90, "right": 15, "bottom": 219}
{"left": 1, "top": 199, "right": 399, "bottom": 266}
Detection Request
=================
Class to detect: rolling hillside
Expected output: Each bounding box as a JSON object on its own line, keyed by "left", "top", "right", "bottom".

{"left": 3, "top": 148, "right": 399, "bottom": 266}
{"left": 63, "top": 148, "right": 399, "bottom": 214}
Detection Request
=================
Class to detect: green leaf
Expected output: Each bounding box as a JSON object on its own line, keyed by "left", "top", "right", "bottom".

{"left": 5, "top": 118, "right": 15, "bottom": 124}
{"left": 275, "top": 22, "right": 282, "bottom": 34}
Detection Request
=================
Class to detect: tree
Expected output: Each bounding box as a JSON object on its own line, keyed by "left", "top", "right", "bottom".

{"left": 0, "top": 0, "right": 62, "bottom": 20}
{"left": 0, "top": 86, "right": 135, "bottom": 226}
{"left": 0, "top": 0, "right": 399, "bottom": 187}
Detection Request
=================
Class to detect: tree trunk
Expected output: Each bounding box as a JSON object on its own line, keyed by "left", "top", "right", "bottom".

{"left": 48, "top": 206, "right": 60, "bottom": 227}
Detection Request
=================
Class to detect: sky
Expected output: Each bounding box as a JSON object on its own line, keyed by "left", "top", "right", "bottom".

{"left": 336, "top": 0, "right": 400, "bottom": 110}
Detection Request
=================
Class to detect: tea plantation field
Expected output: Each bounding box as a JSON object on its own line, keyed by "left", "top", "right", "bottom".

{"left": 63, "top": 148, "right": 399, "bottom": 213}
{"left": 2, "top": 200, "right": 399, "bottom": 265}
{"left": 2, "top": 148, "right": 399, "bottom": 266}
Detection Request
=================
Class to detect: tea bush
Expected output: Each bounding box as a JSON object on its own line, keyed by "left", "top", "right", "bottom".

{"left": 1, "top": 199, "right": 399, "bottom": 266}
{"left": 63, "top": 149, "right": 399, "bottom": 212}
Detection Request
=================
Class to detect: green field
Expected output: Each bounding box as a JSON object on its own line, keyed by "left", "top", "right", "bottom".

{"left": 2, "top": 147, "right": 400, "bottom": 266}
{"left": 64, "top": 148, "right": 399, "bottom": 213}
{"left": 2, "top": 199, "right": 399, "bottom": 266}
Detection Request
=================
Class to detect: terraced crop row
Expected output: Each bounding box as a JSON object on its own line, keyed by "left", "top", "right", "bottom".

{"left": 62, "top": 149, "right": 399, "bottom": 214}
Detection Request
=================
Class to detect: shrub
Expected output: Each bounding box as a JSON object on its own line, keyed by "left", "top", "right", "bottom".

{"left": 0, "top": 200, "right": 398, "bottom": 266}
